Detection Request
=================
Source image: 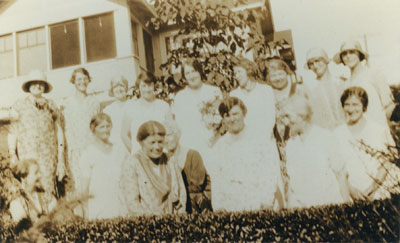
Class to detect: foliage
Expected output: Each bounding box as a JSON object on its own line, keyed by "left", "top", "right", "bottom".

{"left": 147, "top": 0, "right": 285, "bottom": 95}
{"left": 1, "top": 195, "right": 399, "bottom": 242}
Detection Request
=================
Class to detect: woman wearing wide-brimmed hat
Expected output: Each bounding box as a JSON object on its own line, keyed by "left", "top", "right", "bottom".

{"left": 8, "top": 70, "right": 65, "bottom": 213}
{"left": 333, "top": 40, "right": 395, "bottom": 125}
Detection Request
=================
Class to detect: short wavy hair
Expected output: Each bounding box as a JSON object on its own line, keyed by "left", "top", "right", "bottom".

{"left": 90, "top": 113, "right": 112, "bottom": 133}
{"left": 340, "top": 86, "right": 369, "bottom": 112}
{"left": 218, "top": 96, "right": 247, "bottom": 118}
{"left": 70, "top": 67, "right": 91, "bottom": 84}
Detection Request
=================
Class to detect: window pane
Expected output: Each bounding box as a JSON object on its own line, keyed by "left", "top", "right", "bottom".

{"left": 143, "top": 30, "right": 154, "bottom": 73}
{"left": 131, "top": 21, "right": 139, "bottom": 56}
{"left": 17, "top": 28, "right": 47, "bottom": 75}
{"left": 84, "top": 12, "right": 116, "bottom": 62}
{"left": 37, "top": 28, "right": 46, "bottom": 44}
{"left": 27, "top": 30, "right": 37, "bottom": 46}
{"left": 50, "top": 20, "right": 81, "bottom": 69}
{"left": 0, "top": 34, "right": 14, "bottom": 79}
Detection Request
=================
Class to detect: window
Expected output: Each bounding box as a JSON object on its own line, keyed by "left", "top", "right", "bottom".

{"left": 143, "top": 30, "right": 154, "bottom": 73}
{"left": 50, "top": 20, "right": 80, "bottom": 69}
{"left": 84, "top": 12, "right": 116, "bottom": 62}
{"left": 17, "top": 27, "right": 47, "bottom": 75}
{"left": 131, "top": 21, "right": 139, "bottom": 57}
{"left": 165, "top": 36, "right": 171, "bottom": 55}
{"left": 0, "top": 34, "right": 14, "bottom": 79}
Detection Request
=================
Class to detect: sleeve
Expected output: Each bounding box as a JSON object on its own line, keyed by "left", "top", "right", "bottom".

{"left": 184, "top": 150, "right": 208, "bottom": 193}
{"left": 371, "top": 71, "right": 394, "bottom": 109}
{"left": 120, "top": 155, "right": 142, "bottom": 216}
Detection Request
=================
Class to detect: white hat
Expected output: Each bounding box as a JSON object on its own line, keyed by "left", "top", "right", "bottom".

{"left": 22, "top": 70, "right": 53, "bottom": 93}
{"left": 304, "top": 48, "right": 330, "bottom": 69}
{"left": 333, "top": 41, "right": 369, "bottom": 64}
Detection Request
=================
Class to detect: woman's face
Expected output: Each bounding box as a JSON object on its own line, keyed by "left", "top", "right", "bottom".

{"left": 94, "top": 120, "right": 112, "bottom": 143}
{"left": 141, "top": 134, "right": 165, "bottom": 159}
{"left": 224, "top": 105, "right": 245, "bottom": 134}
{"left": 308, "top": 58, "right": 328, "bottom": 79}
{"left": 184, "top": 64, "right": 202, "bottom": 89}
{"left": 234, "top": 66, "right": 248, "bottom": 88}
{"left": 29, "top": 82, "right": 45, "bottom": 97}
{"left": 269, "top": 69, "right": 289, "bottom": 90}
{"left": 139, "top": 81, "right": 155, "bottom": 102}
{"left": 165, "top": 129, "right": 179, "bottom": 152}
{"left": 341, "top": 50, "right": 361, "bottom": 70}
{"left": 113, "top": 85, "right": 127, "bottom": 101}
{"left": 74, "top": 72, "right": 90, "bottom": 93}
{"left": 343, "top": 95, "right": 364, "bottom": 125}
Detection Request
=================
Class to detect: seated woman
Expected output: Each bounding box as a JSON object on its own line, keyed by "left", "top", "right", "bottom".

{"left": 210, "top": 97, "right": 280, "bottom": 212}
{"left": 282, "top": 95, "right": 351, "bottom": 208}
{"left": 9, "top": 159, "right": 57, "bottom": 223}
{"left": 79, "top": 113, "right": 125, "bottom": 219}
{"left": 120, "top": 120, "right": 186, "bottom": 216}
{"left": 335, "top": 87, "right": 400, "bottom": 200}
{"left": 164, "top": 120, "right": 212, "bottom": 213}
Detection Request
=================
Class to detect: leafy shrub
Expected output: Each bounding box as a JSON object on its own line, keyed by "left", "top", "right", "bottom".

{"left": 1, "top": 195, "right": 398, "bottom": 242}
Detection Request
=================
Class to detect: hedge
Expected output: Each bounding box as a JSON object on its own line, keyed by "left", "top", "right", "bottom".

{"left": 1, "top": 194, "right": 399, "bottom": 242}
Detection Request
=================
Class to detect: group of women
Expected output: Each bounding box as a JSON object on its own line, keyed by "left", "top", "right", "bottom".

{"left": 7, "top": 40, "right": 400, "bottom": 222}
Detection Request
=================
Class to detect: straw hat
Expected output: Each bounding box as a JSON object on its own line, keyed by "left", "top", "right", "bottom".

{"left": 109, "top": 76, "right": 129, "bottom": 97}
{"left": 333, "top": 40, "right": 369, "bottom": 64}
{"left": 304, "top": 48, "right": 330, "bottom": 69}
{"left": 22, "top": 70, "right": 53, "bottom": 93}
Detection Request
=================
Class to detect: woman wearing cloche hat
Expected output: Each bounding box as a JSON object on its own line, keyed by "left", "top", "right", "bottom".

{"left": 8, "top": 70, "right": 66, "bottom": 217}
{"left": 334, "top": 40, "right": 394, "bottom": 125}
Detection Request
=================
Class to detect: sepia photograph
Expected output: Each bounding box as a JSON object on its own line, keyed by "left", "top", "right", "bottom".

{"left": 0, "top": 0, "right": 399, "bottom": 241}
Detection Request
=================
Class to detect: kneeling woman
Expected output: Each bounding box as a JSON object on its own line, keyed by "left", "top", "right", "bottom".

{"left": 120, "top": 121, "right": 186, "bottom": 216}
{"left": 80, "top": 113, "right": 125, "bottom": 219}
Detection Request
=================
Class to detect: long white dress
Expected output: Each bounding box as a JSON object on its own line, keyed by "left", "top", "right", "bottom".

{"left": 230, "top": 82, "right": 276, "bottom": 137}
{"left": 210, "top": 126, "right": 280, "bottom": 212}
{"left": 103, "top": 99, "right": 131, "bottom": 153}
{"left": 80, "top": 141, "right": 125, "bottom": 219}
{"left": 335, "top": 119, "right": 400, "bottom": 200}
{"left": 285, "top": 125, "right": 346, "bottom": 208}
{"left": 306, "top": 75, "right": 345, "bottom": 130}
{"left": 122, "top": 98, "right": 171, "bottom": 154}
{"left": 60, "top": 93, "right": 100, "bottom": 196}
{"left": 172, "top": 84, "right": 221, "bottom": 169}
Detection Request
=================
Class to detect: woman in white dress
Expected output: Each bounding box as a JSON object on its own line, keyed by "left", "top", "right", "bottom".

{"left": 230, "top": 57, "right": 275, "bottom": 137}
{"left": 80, "top": 113, "right": 125, "bottom": 219}
{"left": 121, "top": 71, "right": 172, "bottom": 154}
{"left": 60, "top": 68, "right": 100, "bottom": 211}
{"left": 333, "top": 41, "right": 394, "bottom": 125}
{"left": 282, "top": 95, "right": 351, "bottom": 208}
{"left": 335, "top": 87, "right": 400, "bottom": 200}
{"left": 103, "top": 76, "right": 130, "bottom": 153}
{"left": 172, "top": 60, "right": 221, "bottom": 159}
{"left": 210, "top": 97, "right": 280, "bottom": 212}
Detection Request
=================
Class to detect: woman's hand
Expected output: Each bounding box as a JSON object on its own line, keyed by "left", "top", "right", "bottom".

{"left": 349, "top": 185, "right": 367, "bottom": 201}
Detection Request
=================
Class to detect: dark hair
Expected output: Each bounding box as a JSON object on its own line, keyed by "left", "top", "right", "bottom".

{"left": 26, "top": 81, "right": 50, "bottom": 93}
{"left": 134, "top": 71, "right": 156, "bottom": 96}
{"left": 218, "top": 96, "right": 247, "bottom": 118}
{"left": 340, "top": 50, "right": 365, "bottom": 64}
{"left": 137, "top": 120, "right": 166, "bottom": 142}
{"left": 70, "top": 67, "right": 91, "bottom": 84}
{"left": 340, "top": 86, "right": 369, "bottom": 112}
{"left": 90, "top": 113, "right": 112, "bottom": 133}
{"left": 266, "top": 58, "right": 293, "bottom": 75}
{"left": 181, "top": 59, "right": 204, "bottom": 81}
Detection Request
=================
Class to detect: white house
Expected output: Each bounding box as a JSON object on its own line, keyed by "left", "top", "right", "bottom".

{"left": 0, "top": 0, "right": 277, "bottom": 110}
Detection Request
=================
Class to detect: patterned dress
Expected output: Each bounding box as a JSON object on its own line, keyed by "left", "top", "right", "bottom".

{"left": 10, "top": 96, "right": 60, "bottom": 206}
{"left": 59, "top": 94, "right": 100, "bottom": 196}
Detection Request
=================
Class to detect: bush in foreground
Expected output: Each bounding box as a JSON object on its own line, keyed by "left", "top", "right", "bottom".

{"left": 1, "top": 194, "right": 399, "bottom": 242}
